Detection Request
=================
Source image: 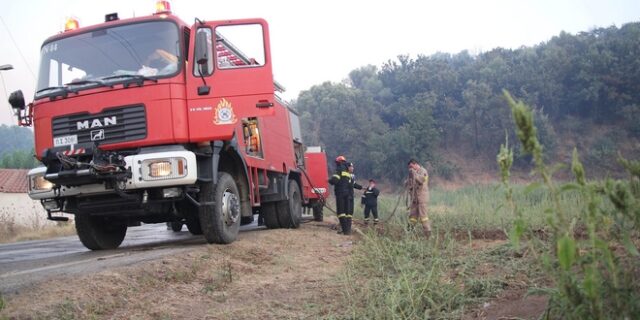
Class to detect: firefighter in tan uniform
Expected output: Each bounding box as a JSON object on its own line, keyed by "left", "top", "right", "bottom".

{"left": 407, "top": 159, "right": 432, "bottom": 238}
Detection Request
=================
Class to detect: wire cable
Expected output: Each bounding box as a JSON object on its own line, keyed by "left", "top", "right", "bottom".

{"left": 0, "top": 15, "right": 36, "bottom": 81}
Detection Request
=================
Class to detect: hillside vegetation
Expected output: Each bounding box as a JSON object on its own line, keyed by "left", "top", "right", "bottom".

{"left": 294, "top": 22, "right": 640, "bottom": 182}
{"left": 0, "top": 125, "right": 37, "bottom": 169}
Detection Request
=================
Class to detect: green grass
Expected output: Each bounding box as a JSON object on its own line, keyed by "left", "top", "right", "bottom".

{"left": 352, "top": 184, "right": 585, "bottom": 234}
{"left": 342, "top": 93, "right": 640, "bottom": 319}
{"left": 341, "top": 212, "right": 547, "bottom": 319}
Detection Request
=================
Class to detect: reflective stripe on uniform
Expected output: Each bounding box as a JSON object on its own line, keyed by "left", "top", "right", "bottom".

{"left": 420, "top": 216, "right": 429, "bottom": 222}
{"left": 345, "top": 214, "right": 352, "bottom": 218}
{"left": 337, "top": 214, "right": 347, "bottom": 218}
{"left": 332, "top": 174, "right": 340, "bottom": 179}
{"left": 341, "top": 171, "right": 351, "bottom": 177}
{"left": 409, "top": 217, "right": 418, "bottom": 223}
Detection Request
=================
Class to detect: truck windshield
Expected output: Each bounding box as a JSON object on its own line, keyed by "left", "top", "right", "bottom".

{"left": 36, "top": 21, "right": 181, "bottom": 97}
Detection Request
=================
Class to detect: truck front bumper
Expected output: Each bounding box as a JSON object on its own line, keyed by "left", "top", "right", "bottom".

{"left": 27, "top": 150, "right": 198, "bottom": 200}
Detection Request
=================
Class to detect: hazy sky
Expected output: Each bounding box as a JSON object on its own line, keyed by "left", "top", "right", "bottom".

{"left": 0, "top": 0, "right": 638, "bottom": 125}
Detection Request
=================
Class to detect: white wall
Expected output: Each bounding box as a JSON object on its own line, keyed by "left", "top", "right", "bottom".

{"left": 0, "top": 193, "right": 71, "bottom": 228}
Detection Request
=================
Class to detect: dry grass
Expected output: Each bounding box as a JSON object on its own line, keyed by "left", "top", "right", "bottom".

{"left": 0, "top": 200, "right": 75, "bottom": 244}
{"left": 0, "top": 217, "right": 76, "bottom": 244}
{"left": 1, "top": 222, "right": 76, "bottom": 243}
{"left": 0, "top": 221, "right": 353, "bottom": 319}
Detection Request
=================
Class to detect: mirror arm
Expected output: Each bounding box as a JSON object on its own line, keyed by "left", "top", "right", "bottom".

{"left": 15, "top": 103, "right": 33, "bottom": 127}
{"left": 197, "top": 64, "right": 210, "bottom": 96}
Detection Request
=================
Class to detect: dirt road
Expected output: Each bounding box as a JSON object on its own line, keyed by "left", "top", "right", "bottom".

{"left": 0, "top": 217, "right": 352, "bottom": 319}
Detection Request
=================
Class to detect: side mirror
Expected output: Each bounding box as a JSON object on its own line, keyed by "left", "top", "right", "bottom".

{"left": 8, "top": 90, "right": 32, "bottom": 127}
{"left": 8, "top": 90, "right": 25, "bottom": 111}
{"left": 195, "top": 31, "right": 209, "bottom": 68}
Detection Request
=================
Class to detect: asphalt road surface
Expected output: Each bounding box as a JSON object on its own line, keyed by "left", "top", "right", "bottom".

{"left": 0, "top": 220, "right": 265, "bottom": 294}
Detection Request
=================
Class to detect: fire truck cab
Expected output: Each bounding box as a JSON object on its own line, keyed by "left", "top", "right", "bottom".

{"left": 8, "top": 3, "right": 329, "bottom": 250}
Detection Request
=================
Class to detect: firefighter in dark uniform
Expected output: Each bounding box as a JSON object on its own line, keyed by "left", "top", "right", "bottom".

{"left": 329, "top": 157, "right": 361, "bottom": 235}
{"left": 361, "top": 179, "right": 380, "bottom": 224}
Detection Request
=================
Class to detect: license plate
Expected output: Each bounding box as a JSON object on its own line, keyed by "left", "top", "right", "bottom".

{"left": 53, "top": 135, "right": 78, "bottom": 147}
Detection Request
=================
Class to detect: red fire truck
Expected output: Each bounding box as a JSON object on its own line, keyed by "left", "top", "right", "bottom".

{"left": 8, "top": 2, "right": 329, "bottom": 250}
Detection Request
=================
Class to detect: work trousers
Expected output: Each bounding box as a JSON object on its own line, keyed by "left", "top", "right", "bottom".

{"left": 335, "top": 194, "right": 353, "bottom": 235}
{"left": 364, "top": 205, "right": 378, "bottom": 220}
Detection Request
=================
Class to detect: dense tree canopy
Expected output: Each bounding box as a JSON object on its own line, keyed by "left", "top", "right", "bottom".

{"left": 294, "top": 22, "right": 640, "bottom": 182}
{"left": 0, "top": 125, "right": 37, "bottom": 169}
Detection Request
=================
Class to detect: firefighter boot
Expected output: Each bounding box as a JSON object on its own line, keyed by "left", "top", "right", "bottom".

{"left": 337, "top": 217, "right": 345, "bottom": 234}
{"left": 343, "top": 218, "right": 352, "bottom": 235}
{"left": 422, "top": 220, "right": 432, "bottom": 239}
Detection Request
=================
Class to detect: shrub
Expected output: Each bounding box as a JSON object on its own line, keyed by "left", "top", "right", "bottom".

{"left": 502, "top": 91, "right": 640, "bottom": 319}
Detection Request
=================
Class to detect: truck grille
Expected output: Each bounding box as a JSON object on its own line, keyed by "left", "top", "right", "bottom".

{"left": 52, "top": 104, "right": 147, "bottom": 145}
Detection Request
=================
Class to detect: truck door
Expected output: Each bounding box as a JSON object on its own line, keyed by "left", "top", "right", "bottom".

{"left": 186, "top": 19, "right": 276, "bottom": 141}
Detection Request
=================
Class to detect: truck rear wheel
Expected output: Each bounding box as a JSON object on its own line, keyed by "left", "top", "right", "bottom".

{"left": 276, "top": 179, "right": 302, "bottom": 228}
{"left": 177, "top": 202, "right": 202, "bottom": 235}
{"left": 185, "top": 213, "right": 202, "bottom": 235}
{"left": 313, "top": 202, "right": 324, "bottom": 221}
{"left": 75, "top": 214, "right": 127, "bottom": 250}
{"left": 199, "top": 172, "right": 241, "bottom": 244}
{"left": 262, "top": 202, "right": 280, "bottom": 229}
{"left": 170, "top": 221, "right": 183, "bottom": 232}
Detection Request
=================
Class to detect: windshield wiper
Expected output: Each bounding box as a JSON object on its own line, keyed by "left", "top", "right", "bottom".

{"left": 36, "top": 86, "right": 71, "bottom": 100}
{"left": 101, "top": 74, "right": 158, "bottom": 87}
{"left": 64, "top": 79, "right": 110, "bottom": 92}
{"left": 65, "top": 79, "right": 107, "bottom": 87}
{"left": 36, "top": 86, "right": 68, "bottom": 94}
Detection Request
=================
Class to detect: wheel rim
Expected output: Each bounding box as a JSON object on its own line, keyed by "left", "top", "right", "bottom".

{"left": 222, "top": 188, "right": 240, "bottom": 226}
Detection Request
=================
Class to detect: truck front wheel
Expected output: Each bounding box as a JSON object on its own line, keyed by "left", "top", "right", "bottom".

{"left": 199, "top": 172, "right": 241, "bottom": 244}
{"left": 75, "top": 214, "right": 127, "bottom": 250}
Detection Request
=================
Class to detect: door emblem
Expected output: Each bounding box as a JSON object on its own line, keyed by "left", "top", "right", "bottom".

{"left": 214, "top": 98, "right": 237, "bottom": 125}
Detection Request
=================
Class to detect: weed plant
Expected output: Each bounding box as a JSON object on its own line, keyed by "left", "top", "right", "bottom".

{"left": 500, "top": 91, "right": 640, "bottom": 319}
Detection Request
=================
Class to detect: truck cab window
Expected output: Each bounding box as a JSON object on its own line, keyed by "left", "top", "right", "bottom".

{"left": 36, "top": 21, "right": 181, "bottom": 97}
{"left": 215, "top": 24, "right": 265, "bottom": 69}
{"left": 48, "top": 60, "right": 88, "bottom": 86}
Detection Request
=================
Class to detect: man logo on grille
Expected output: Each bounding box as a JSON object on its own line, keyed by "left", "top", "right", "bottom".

{"left": 91, "top": 129, "right": 105, "bottom": 141}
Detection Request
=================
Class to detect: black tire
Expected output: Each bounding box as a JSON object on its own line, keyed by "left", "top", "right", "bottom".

{"left": 262, "top": 202, "right": 280, "bottom": 229}
{"left": 177, "top": 202, "right": 202, "bottom": 235}
{"left": 276, "top": 179, "right": 302, "bottom": 228}
{"left": 170, "top": 221, "right": 183, "bottom": 232}
{"left": 75, "top": 214, "right": 127, "bottom": 250}
{"left": 199, "top": 172, "right": 241, "bottom": 244}
{"left": 240, "top": 216, "right": 254, "bottom": 225}
{"left": 312, "top": 202, "right": 324, "bottom": 222}
{"left": 185, "top": 213, "right": 202, "bottom": 235}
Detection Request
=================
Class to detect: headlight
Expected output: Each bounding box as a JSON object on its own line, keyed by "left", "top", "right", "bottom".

{"left": 141, "top": 157, "right": 187, "bottom": 181}
{"left": 30, "top": 174, "right": 54, "bottom": 192}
